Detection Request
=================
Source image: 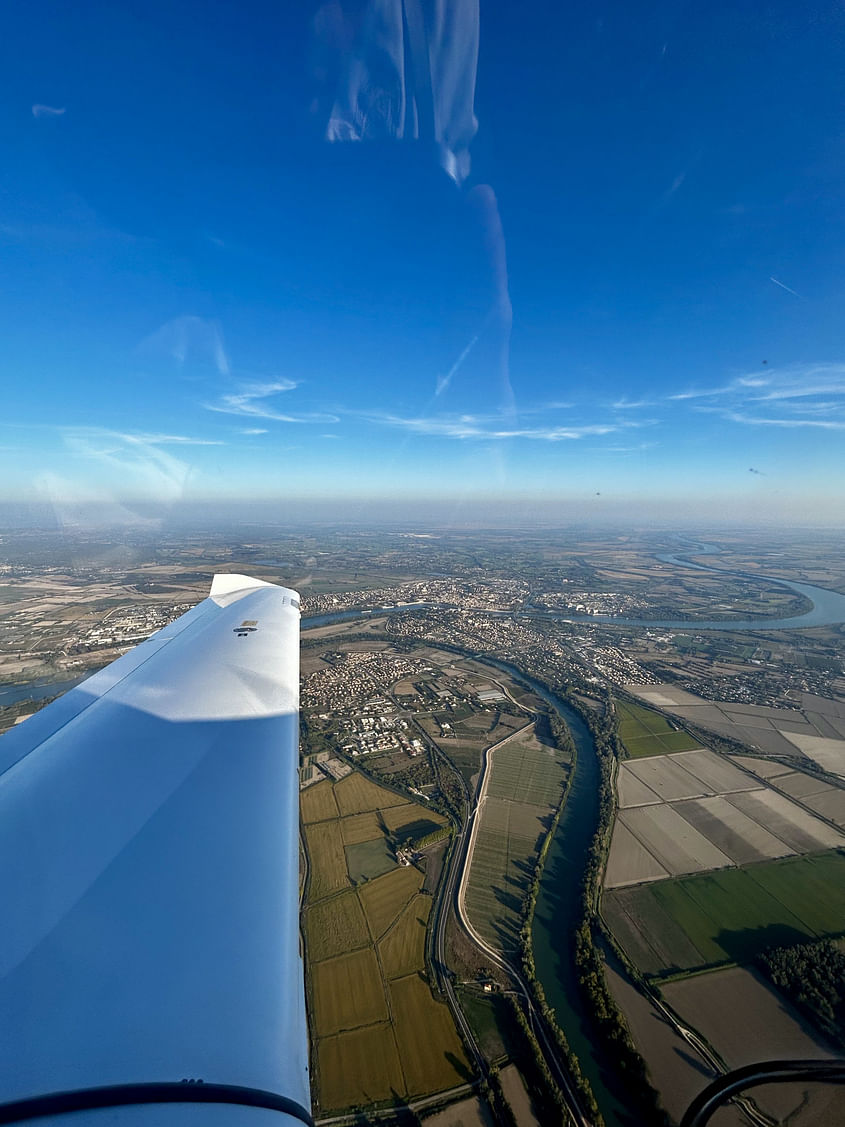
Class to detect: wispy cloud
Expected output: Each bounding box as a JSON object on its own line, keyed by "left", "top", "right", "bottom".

{"left": 240, "top": 427, "right": 268, "bottom": 435}
{"left": 357, "top": 410, "right": 652, "bottom": 442}
{"left": 139, "top": 316, "right": 230, "bottom": 376}
{"left": 59, "top": 429, "right": 213, "bottom": 501}
{"left": 679, "top": 363, "right": 845, "bottom": 429}
{"left": 205, "top": 380, "right": 338, "bottom": 423}
{"left": 32, "top": 104, "right": 65, "bottom": 118}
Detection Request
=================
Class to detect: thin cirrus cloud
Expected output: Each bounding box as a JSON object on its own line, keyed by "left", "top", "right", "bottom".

{"left": 60, "top": 429, "right": 220, "bottom": 501}
{"left": 138, "top": 316, "right": 230, "bottom": 377}
{"left": 205, "top": 380, "right": 338, "bottom": 424}
{"left": 357, "top": 410, "right": 653, "bottom": 441}
{"left": 32, "top": 104, "right": 66, "bottom": 118}
{"left": 674, "top": 363, "right": 845, "bottom": 429}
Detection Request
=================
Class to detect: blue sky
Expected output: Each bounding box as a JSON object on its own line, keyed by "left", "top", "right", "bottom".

{"left": 3, "top": 1, "right": 844, "bottom": 524}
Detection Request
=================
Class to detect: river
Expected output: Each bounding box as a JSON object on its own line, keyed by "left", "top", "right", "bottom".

{"left": 481, "top": 659, "right": 629, "bottom": 1127}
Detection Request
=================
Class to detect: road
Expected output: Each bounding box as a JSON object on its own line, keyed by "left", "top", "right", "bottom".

{"left": 430, "top": 718, "right": 594, "bottom": 1127}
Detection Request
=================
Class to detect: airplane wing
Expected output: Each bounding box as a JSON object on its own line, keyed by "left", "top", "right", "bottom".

{"left": 0, "top": 575, "right": 310, "bottom": 1126}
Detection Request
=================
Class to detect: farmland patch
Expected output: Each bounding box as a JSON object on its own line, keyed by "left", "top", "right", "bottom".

{"left": 379, "top": 894, "right": 431, "bottom": 979}
{"left": 312, "top": 947, "right": 388, "bottom": 1035}
{"left": 306, "top": 890, "right": 370, "bottom": 962}
{"left": 301, "top": 778, "right": 339, "bottom": 823}
{"left": 603, "top": 852, "right": 845, "bottom": 976}
{"left": 389, "top": 973, "right": 472, "bottom": 1096}
{"left": 726, "top": 790, "right": 845, "bottom": 853}
{"left": 317, "top": 1023, "right": 404, "bottom": 1110}
{"left": 340, "top": 810, "right": 384, "bottom": 845}
{"left": 619, "top": 805, "right": 732, "bottom": 876}
{"left": 346, "top": 837, "right": 397, "bottom": 883}
{"left": 334, "top": 771, "right": 408, "bottom": 816}
{"left": 359, "top": 865, "right": 424, "bottom": 940}
{"left": 305, "top": 819, "right": 350, "bottom": 900}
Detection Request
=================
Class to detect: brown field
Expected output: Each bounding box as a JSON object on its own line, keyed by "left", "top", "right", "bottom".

{"left": 335, "top": 771, "right": 409, "bottom": 816}
{"left": 663, "top": 967, "right": 841, "bottom": 1123}
{"left": 389, "top": 973, "right": 472, "bottom": 1097}
{"left": 382, "top": 803, "right": 447, "bottom": 834}
{"left": 312, "top": 947, "right": 388, "bottom": 1035}
{"left": 674, "top": 796, "right": 794, "bottom": 865}
{"left": 603, "top": 961, "right": 726, "bottom": 1125}
{"left": 379, "top": 894, "right": 431, "bottom": 979}
{"left": 305, "top": 819, "right": 350, "bottom": 900}
{"left": 604, "top": 822, "right": 669, "bottom": 888}
{"left": 359, "top": 865, "right": 424, "bottom": 940}
{"left": 317, "top": 1023, "right": 405, "bottom": 1110}
{"left": 421, "top": 1096, "right": 494, "bottom": 1127}
{"left": 340, "top": 810, "right": 384, "bottom": 845}
{"left": 619, "top": 805, "right": 732, "bottom": 876}
{"left": 306, "top": 890, "right": 370, "bottom": 963}
{"left": 498, "top": 1064, "right": 542, "bottom": 1127}
{"left": 300, "top": 778, "right": 338, "bottom": 824}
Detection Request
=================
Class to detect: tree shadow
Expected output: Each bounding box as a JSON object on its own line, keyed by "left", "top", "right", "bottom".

{"left": 445, "top": 1050, "right": 474, "bottom": 1083}
{"left": 716, "top": 923, "right": 809, "bottom": 964}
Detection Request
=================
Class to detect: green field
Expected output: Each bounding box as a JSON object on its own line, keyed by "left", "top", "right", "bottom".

{"left": 603, "top": 850, "right": 845, "bottom": 976}
{"left": 346, "top": 837, "right": 397, "bottom": 882}
{"left": 614, "top": 698, "right": 699, "bottom": 758}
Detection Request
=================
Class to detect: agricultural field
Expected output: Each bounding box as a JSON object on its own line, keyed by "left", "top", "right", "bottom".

{"left": 737, "top": 757, "right": 845, "bottom": 828}
{"left": 334, "top": 771, "right": 409, "bottom": 816}
{"left": 312, "top": 948, "right": 389, "bottom": 1034}
{"left": 346, "top": 837, "right": 396, "bottom": 882}
{"left": 603, "top": 851, "right": 845, "bottom": 976}
{"left": 389, "top": 973, "right": 472, "bottom": 1097}
{"left": 304, "top": 819, "right": 350, "bottom": 900}
{"left": 359, "top": 864, "right": 424, "bottom": 939}
{"left": 464, "top": 729, "right": 569, "bottom": 954}
{"left": 305, "top": 890, "right": 369, "bottom": 962}
{"left": 300, "top": 778, "right": 339, "bottom": 824}
{"left": 379, "top": 895, "right": 431, "bottom": 978}
{"left": 604, "top": 748, "right": 845, "bottom": 888}
{"left": 614, "top": 698, "right": 699, "bottom": 758}
{"left": 630, "top": 682, "right": 845, "bottom": 762}
{"left": 663, "top": 967, "right": 842, "bottom": 1124}
{"left": 301, "top": 770, "right": 470, "bottom": 1113}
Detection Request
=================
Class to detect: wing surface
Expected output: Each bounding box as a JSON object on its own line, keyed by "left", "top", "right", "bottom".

{"left": 0, "top": 575, "right": 309, "bottom": 1125}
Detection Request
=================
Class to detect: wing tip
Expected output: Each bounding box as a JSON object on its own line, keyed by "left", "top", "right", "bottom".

{"left": 210, "top": 573, "right": 301, "bottom": 607}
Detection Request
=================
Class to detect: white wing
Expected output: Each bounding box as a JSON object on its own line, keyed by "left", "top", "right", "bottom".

{"left": 0, "top": 576, "right": 310, "bottom": 1126}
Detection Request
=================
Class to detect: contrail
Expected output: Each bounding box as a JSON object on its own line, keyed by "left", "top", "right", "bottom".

{"left": 436, "top": 333, "right": 480, "bottom": 396}
{"left": 770, "top": 276, "right": 800, "bottom": 298}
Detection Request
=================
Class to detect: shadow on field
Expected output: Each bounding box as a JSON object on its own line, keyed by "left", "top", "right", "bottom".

{"left": 716, "top": 922, "right": 808, "bottom": 964}
{"left": 446, "top": 1050, "right": 474, "bottom": 1082}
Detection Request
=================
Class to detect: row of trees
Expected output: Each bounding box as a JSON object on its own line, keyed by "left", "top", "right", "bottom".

{"left": 567, "top": 691, "right": 672, "bottom": 1127}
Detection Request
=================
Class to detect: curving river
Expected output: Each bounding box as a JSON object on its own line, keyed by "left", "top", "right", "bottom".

{"left": 481, "top": 659, "right": 629, "bottom": 1127}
